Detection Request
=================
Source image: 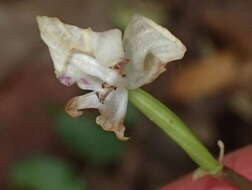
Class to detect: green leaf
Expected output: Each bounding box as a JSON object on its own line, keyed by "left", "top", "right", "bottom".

{"left": 54, "top": 112, "right": 126, "bottom": 164}
{"left": 10, "top": 155, "right": 87, "bottom": 190}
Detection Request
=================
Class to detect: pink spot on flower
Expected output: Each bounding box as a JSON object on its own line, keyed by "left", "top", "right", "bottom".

{"left": 80, "top": 78, "right": 90, "bottom": 85}
{"left": 59, "top": 76, "right": 74, "bottom": 86}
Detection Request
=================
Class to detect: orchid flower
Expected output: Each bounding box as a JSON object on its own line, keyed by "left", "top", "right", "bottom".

{"left": 37, "top": 15, "right": 186, "bottom": 140}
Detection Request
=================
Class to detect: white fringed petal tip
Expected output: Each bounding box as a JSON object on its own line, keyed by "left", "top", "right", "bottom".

{"left": 37, "top": 14, "right": 186, "bottom": 140}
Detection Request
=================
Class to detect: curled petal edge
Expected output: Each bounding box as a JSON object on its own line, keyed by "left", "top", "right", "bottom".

{"left": 123, "top": 14, "right": 186, "bottom": 89}
{"left": 96, "top": 115, "right": 129, "bottom": 141}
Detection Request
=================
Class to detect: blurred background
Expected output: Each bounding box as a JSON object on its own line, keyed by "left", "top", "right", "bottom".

{"left": 1, "top": 0, "right": 252, "bottom": 189}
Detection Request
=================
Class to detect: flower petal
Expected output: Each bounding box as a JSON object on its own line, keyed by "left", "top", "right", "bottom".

{"left": 76, "top": 74, "right": 103, "bottom": 91}
{"left": 37, "top": 16, "right": 92, "bottom": 76}
{"left": 37, "top": 16, "right": 124, "bottom": 77}
{"left": 65, "top": 92, "right": 99, "bottom": 118}
{"left": 91, "top": 29, "right": 124, "bottom": 67}
{"left": 58, "top": 60, "right": 103, "bottom": 90}
{"left": 96, "top": 88, "right": 129, "bottom": 141}
{"left": 123, "top": 15, "right": 186, "bottom": 89}
{"left": 68, "top": 52, "right": 124, "bottom": 87}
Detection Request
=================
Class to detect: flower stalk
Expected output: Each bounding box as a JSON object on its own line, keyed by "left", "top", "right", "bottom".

{"left": 128, "top": 88, "right": 222, "bottom": 175}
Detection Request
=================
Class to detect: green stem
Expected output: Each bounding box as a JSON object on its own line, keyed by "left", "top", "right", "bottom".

{"left": 128, "top": 88, "right": 222, "bottom": 175}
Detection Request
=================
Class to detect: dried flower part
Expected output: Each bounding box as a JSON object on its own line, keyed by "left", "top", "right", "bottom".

{"left": 96, "top": 87, "right": 128, "bottom": 141}
{"left": 37, "top": 14, "right": 186, "bottom": 140}
{"left": 65, "top": 88, "right": 128, "bottom": 141}
{"left": 65, "top": 92, "right": 99, "bottom": 117}
{"left": 123, "top": 15, "right": 186, "bottom": 89}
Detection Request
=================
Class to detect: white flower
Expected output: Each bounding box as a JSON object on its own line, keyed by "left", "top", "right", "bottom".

{"left": 37, "top": 15, "right": 186, "bottom": 140}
